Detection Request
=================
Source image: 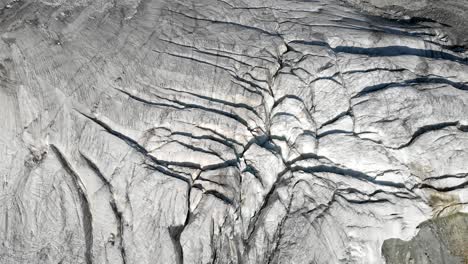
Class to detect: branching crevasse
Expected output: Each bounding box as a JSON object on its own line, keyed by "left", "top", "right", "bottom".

{"left": 394, "top": 121, "right": 460, "bottom": 149}
{"left": 266, "top": 182, "right": 296, "bottom": 264}
{"left": 50, "top": 145, "right": 94, "bottom": 264}
{"left": 80, "top": 152, "right": 127, "bottom": 264}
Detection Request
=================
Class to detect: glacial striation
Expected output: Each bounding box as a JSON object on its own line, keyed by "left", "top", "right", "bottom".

{"left": 0, "top": 0, "right": 467, "bottom": 263}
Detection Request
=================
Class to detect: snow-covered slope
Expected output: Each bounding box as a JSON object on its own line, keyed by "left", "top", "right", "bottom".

{"left": 0, "top": 0, "right": 467, "bottom": 263}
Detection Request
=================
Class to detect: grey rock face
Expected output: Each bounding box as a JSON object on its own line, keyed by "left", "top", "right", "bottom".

{"left": 382, "top": 213, "right": 468, "bottom": 264}
{"left": 0, "top": 0, "right": 467, "bottom": 263}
